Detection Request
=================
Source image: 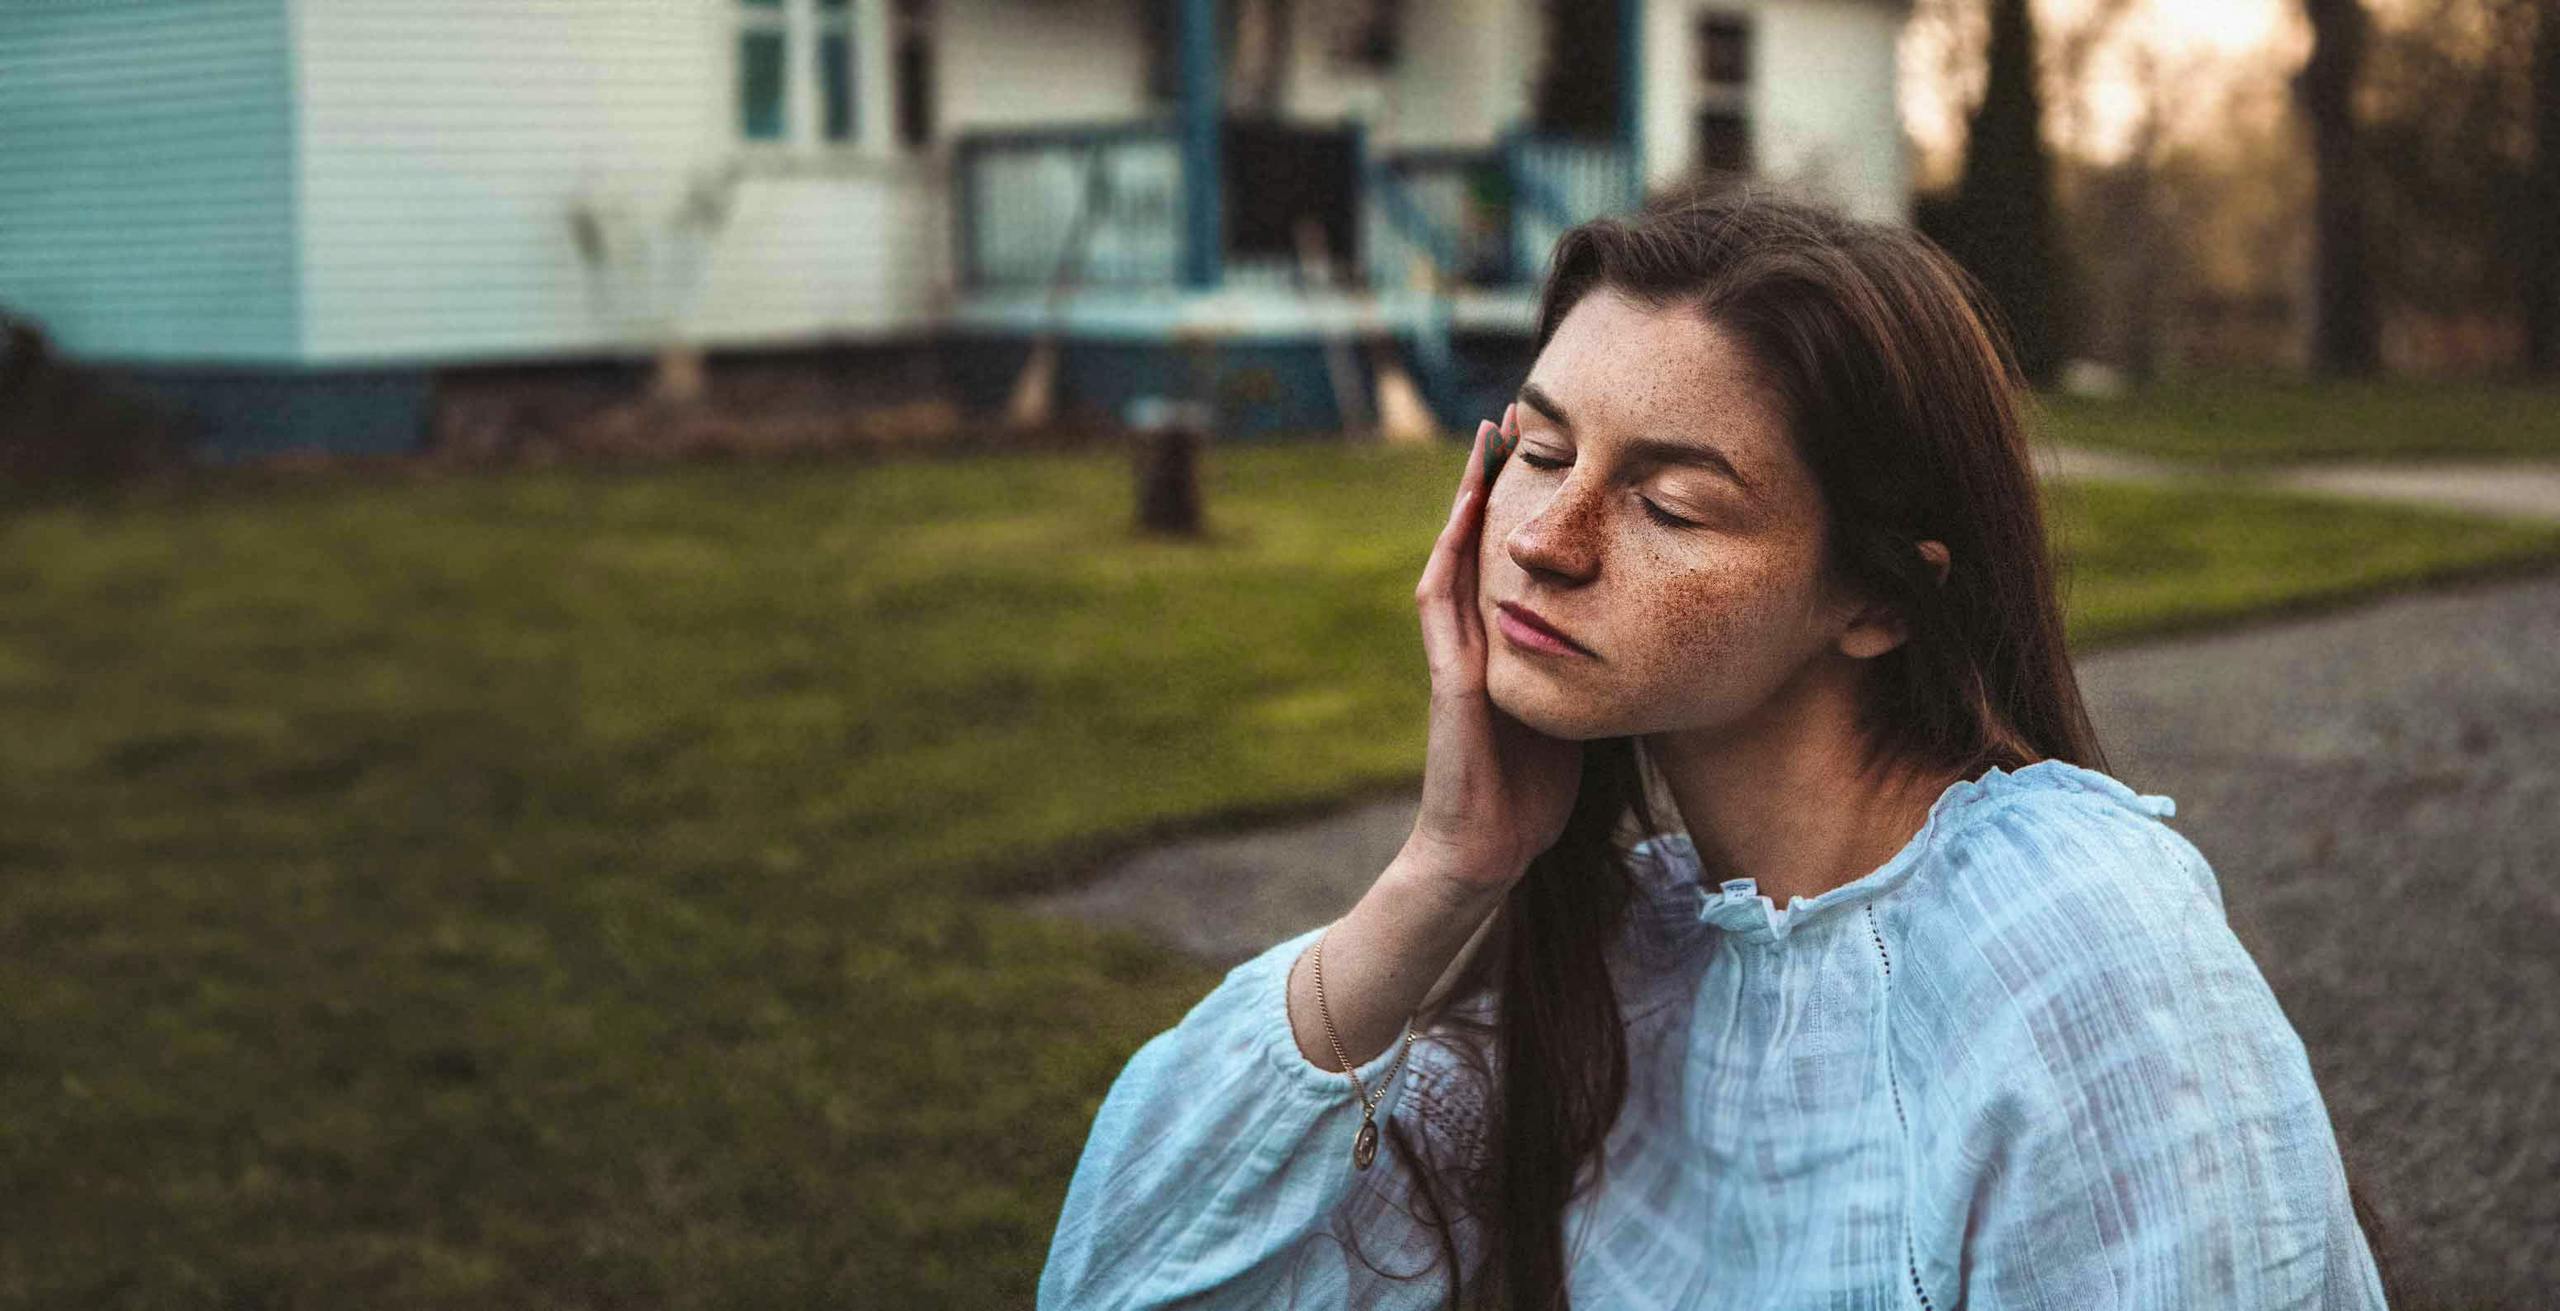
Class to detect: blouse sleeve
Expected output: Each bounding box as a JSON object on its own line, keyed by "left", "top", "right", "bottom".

{"left": 1038, "top": 923, "right": 1483, "bottom": 1309}
{"left": 1921, "top": 799, "right": 2393, "bottom": 1310}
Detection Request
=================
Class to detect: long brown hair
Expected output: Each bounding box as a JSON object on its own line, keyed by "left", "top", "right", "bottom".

{"left": 1363, "top": 178, "right": 2398, "bottom": 1309}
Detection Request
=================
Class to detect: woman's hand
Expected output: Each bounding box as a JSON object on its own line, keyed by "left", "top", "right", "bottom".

{"left": 1402, "top": 403, "right": 1586, "bottom": 902}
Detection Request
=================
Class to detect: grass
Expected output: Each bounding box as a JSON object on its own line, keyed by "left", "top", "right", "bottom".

{"left": 4, "top": 439, "right": 2558, "bottom": 1307}
{"left": 2039, "top": 369, "right": 2560, "bottom": 467}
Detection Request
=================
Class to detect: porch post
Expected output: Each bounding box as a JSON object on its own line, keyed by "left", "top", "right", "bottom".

{"left": 1617, "top": 0, "right": 1644, "bottom": 209}
{"left": 1179, "top": 0, "right": 1223, "bottom": 289}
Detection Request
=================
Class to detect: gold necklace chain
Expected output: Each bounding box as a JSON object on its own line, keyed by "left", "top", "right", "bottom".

{"left": 1311, "top": 925, "right": 1420, "bottom": 1170}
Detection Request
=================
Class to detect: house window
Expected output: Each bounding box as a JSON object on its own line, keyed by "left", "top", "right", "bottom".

{"left": 892, "top": 0, "right": 935, "bottom": 148}
{"left": 818, "top": 0, "right": 856, "bottom": 142}
{"left": 1698, "top": 13, "right": 1750, "bottom": 87}
{"left": 1333, "top": 0, "right": 1402, "bottom": 70}
{"left": 740, "top": 0, "right": 789, "bottom": 141}
{"left": 737, "top": 0, "right": 871, "bottom": 150}
{"left": 1692, "top": 11, "right": 1752, "bottom": 174}
{"left": 1696, "top": 110, "right": 1750, "bottom": 173}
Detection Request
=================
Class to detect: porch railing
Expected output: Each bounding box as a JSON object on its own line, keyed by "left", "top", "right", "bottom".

{"left": 1363, "top": 128, "right": 1638, "bottom": 292}
{"left": 954, "top": 121, "right": 1638, "bottom": 294}
{"left": 1506, "top": 132, "right": 1640, "bottom": 285}
{"left": 1361, "top": 146, "right": 1508, "bottom": 291}
{"left": 954, "top": 121, "right": 1187, "bottom": 290}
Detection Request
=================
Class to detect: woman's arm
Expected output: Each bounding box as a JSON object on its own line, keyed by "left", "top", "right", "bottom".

{"left": 1037, "top": 847, "right": 1506, "bottom": 1310}
{"left": 1284, "top": 845, "right": 1510, "bottom": 1076}
{"left": 1905, "top": 798, "right": 2393, "bottom": 1310}
{"left": 1948, "top": 961, "right": 2389, "bottom": 1309}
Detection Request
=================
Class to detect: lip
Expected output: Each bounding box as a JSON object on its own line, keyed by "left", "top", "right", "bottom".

{"left": 1497, "top": 602, "right": 1596, "bottom": 658}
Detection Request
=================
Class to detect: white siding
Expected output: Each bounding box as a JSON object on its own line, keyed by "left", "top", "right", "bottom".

{"left": 1368, "top": 0, "right": 1536, "bottom": 148}
{"left": 1640, "top": 0, "right": 1911, "bottom": 225}
{"left": 937, "top": 0, "right": 1154, "bottom": 132}
{"left": 293, "top": 0, "right": 948, "bottom": 365}
{"left": 0, "top": 0, "right": 299, "bottom": 363}
{"left": 1754, "top": 0, "right": 1910, "bottom": 224}
{"left": 1273, "top": 0, "right": 1542, "bottom": 150}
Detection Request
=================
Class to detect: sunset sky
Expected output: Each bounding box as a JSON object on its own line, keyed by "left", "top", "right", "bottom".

{"left": 1898, "top": 0, "right": 2311, "bottom": 175}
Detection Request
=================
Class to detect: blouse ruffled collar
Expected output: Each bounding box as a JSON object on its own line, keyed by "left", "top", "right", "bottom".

{"left": 1636, "top": 759, "right": 2177, "bottom": 946}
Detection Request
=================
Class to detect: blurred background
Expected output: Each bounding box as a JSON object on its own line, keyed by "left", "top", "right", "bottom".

{"left": 1, "top": 0, "right": 2554, "bottom": 1306}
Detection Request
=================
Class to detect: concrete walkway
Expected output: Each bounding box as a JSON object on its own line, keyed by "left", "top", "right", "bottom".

{"left": 2260, "top": 459, "right": 2560, "bottom": 523}
{"left": 2030, "top": 441, "right": 2560, "bottom": 524}
{"left": 1022, "top": 559, "right": 2560, "bottom": 1308}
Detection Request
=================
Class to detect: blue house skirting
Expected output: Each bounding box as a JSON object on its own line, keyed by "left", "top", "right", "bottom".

{"left": 109, "top": 363, "right": 434, "bottom": 464}
{"left": 89, "top": 330, "right": 1541, "bottom": 462}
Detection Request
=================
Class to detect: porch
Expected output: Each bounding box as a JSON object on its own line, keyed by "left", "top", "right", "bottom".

{"left": 949, "top": 115, "right": 1640, "bottom": 334}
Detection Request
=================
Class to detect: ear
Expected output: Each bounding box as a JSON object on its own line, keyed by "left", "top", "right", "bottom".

{"left": 1836, "top": 539, "right": 1951, "bottom": 660}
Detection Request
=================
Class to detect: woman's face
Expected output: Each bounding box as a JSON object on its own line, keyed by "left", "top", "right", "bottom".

{"left": 1478, "top": 287, "right": 1869, "bottom": 742}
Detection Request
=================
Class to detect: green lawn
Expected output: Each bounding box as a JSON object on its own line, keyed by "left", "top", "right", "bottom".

{"left": 4, "top": 441, "right": 2557, "bottom": 1307}
{"left": 2041, "top": 369, "right": 2560, "bottom": 466}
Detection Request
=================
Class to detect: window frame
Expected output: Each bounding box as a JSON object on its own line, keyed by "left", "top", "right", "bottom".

{"left": 1690, "top": 10, "right": 1754, "bottom": 176}
{"left": 733, "top": 0, "right": 901, "bottom": 162}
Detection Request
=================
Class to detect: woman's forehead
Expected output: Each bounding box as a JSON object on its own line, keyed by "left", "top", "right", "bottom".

{"left": 1526, "top": 295, "right": 1794, "bottom": 465}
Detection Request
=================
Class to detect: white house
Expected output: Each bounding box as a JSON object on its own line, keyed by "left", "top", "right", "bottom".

{"left": 0, "top": 0, "right": 1915, "bottom": 457}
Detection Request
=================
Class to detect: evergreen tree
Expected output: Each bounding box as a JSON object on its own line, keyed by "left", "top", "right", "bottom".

{"left": 1943, "top": 0, "right": 2072, "bottom": 386}
{"left": 2294, "top": 0, "right": 2381, "bottom": 376}
{"left": 2527, "top": 0, "right": 2560, "bottom": 374}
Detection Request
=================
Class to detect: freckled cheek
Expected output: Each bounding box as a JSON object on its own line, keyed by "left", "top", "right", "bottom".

{"left": 1625, "top": 565, "right": 1771, "bottom": 675}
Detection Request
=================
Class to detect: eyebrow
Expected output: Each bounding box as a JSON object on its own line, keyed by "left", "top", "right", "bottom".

{"left": 1515, "top": 381, "right": 1760, "bottom": 498}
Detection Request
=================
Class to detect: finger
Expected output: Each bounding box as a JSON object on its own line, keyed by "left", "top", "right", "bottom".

{"left": 1452, "top": 449, "right": 1487, "bottom": 658}
{"left": 1484, "top": 402, "right": 1521, "bottom": 482}
{"left": 1450, "top": 417, "right": 1491, "bottom": 515}
{"left": 1419, "top": 421, "right": 1494, "bottom": 669}
{"left": 1445, "top": 419, "right": 1491, "bottom": 540}
{"left": 1420, "top": 424, "right": 1488, "bottom": 618}
{"left": 1456, "top": 412, "right": 1490, "bottom": 506}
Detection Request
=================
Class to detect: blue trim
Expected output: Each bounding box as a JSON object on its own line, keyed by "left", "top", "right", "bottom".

{"left": 1178, "top": 0, "right": 1222, "bottom": 289}
{"left": 111, "top": 365, "right": 431, "bottom": 462}
{"left": 1366, "top": 157, "right": 1467, "bottom": 277}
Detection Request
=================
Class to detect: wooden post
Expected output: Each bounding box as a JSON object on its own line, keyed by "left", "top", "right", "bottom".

{"left": 1128, "top": 397, "right": 1208, "bottom": 537}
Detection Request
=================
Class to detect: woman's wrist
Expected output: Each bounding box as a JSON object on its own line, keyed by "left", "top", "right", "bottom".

{"left": 1284, "top": 850, "right": 1511, "bottom": 1073}
{"left": 1383, "top": 839, "right": 1524, "bottom": 920}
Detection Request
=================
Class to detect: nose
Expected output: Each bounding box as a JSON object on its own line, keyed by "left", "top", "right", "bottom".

{"left": 1503, "top": 469, "right": 1604, "bottom": 585}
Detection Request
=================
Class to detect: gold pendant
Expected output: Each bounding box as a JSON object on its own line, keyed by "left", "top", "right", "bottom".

{"left": 1353, "top": 1118, "right": 1380, "bottom": 1170}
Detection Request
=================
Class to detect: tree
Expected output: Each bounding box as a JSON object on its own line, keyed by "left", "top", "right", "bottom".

{"left": 1939, "top": 0, "right": 2071, "bottom": 386}
{"left": 2294, "top": 0, "right": 2381, "bottom": 376}
{"left": 2528, "top": 0, "right": 2560, "bottom": 373}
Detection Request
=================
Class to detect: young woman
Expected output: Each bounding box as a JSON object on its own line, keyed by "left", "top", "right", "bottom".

{"left": 1038, "top": 184, "right": 2395, "bottom": 1310}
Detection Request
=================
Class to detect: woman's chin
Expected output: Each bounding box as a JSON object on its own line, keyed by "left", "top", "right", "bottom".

{"left": 1487, "top": 659, "right": 1618, "bottom": 741}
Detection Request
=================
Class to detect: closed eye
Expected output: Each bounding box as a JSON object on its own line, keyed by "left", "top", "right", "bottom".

{"left": 1513, "top": 452, "right": 1700, "bottom": 529}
